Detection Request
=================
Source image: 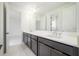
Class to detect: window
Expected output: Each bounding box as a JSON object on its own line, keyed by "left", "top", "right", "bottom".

{"left": 50, "top": 15, "right": 57, "bottom": 31}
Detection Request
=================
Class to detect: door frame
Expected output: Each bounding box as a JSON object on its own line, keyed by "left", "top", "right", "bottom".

{"left": 3, "top": 3, "right": 7, "bottom": 54}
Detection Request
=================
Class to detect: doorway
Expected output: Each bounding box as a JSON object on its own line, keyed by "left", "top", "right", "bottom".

{"left": 4, "top": 3, "right": 22, "bottom": 53}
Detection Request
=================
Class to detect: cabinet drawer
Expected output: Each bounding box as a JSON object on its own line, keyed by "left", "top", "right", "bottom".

{"left": 24, "top": 35, "right": 28, "bottom": 39}
{"left": 27, "top": 37, "right": 31, "bottom": 48}
{"left": 31, "top": 35, "right": 37, "bottom": 40}
{"left": 38, "top": 37, "right": 75, "bottom": 56}
{"left": 28, "top": 33, "right": 31, "bottom": 37}
{"left": 24, "top": 33, "right": 28, "bottom": 36}
{"left": 31, "top": 39, "right": 37, "bottom": 55}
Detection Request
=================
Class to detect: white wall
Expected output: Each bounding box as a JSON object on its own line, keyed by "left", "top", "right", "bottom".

{"left": 76, "top": 3, "right": 79, "bottom": 33}
{"left": 21, "top": 10, "right": 36, "bottom": 32}
{"left": 62, "top": 4, "right": 76, "bottom": 32}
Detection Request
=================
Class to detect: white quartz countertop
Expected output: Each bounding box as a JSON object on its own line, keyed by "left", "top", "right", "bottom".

{"left": 25, "top": 31, "right": 79, "bottom": 48}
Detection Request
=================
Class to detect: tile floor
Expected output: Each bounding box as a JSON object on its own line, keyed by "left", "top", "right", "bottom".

{"left": 3, "top": 43, "right": 35, "bottom": 56}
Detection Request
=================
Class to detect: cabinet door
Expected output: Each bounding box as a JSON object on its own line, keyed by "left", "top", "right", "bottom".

{"left": 38, "top": 42, "right": 50, "bottom": 56}
{"left": 23, "top": 33, "right": 28, "bottom": 45}
{"left": 23, "top": 33, "right": 25, "bottom": 43}
{"left": 31, "top": 39, "right": 37, "bottom": 55}
{"left": 25, "top": 37, "right": 28, "bottom": 45}
{"left": 50, "top": 48, "right": 67, "bottom": 56}
{"left": 27, "top": 37, "right": 31, "bottom": 48}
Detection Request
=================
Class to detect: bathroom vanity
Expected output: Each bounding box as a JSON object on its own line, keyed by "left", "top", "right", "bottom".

{"left": 23, "top": 31, "right": 79, "bottom": 56}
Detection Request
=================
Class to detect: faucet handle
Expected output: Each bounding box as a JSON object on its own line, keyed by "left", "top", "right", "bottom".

{"left": 57, "top": 32, "right": 62, "bottom": 38}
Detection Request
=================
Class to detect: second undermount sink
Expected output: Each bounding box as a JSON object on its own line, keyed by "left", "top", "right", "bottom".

{"left": 45, "top": 32, "right": 62, "bottom": 38}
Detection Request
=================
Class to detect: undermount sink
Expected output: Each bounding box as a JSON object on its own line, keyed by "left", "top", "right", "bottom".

{"left": 33, "top": 31, "right": 62, "bottom": 38}
{"left": 45, "top": 32, "right": 62, "bottom": 38}
{"left": 46, "top": 35, "right": 61, "bottom": 38}
{"left": 47, "top": 34, "right": 57, "bottom": 37}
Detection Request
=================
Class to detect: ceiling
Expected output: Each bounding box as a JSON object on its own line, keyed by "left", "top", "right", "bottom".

{"left": 7, "top": 2, "right": 74, "bottom": 16}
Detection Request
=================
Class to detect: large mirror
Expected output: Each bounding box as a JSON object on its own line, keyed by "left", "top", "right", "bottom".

{"left": 36, "top": 15, "right": 57, "bottom": 31}
{"left": 35, "top": 3, "right": 77, "bottom": 32}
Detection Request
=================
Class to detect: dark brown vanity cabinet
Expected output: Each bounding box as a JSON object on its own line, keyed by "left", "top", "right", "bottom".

{"left": 31, "top": 35, "right": 38, "bottom": 55}
{"left": 23, "top": 32, "right": 78, "bottom": 56}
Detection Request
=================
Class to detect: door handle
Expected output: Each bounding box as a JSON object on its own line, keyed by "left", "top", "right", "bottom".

{"left": 6, "top": 32, "right": 9, "bottom": 34}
